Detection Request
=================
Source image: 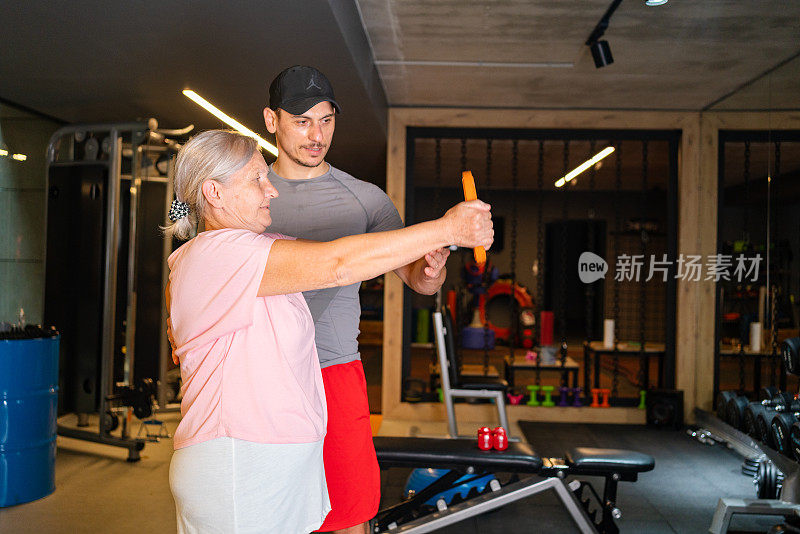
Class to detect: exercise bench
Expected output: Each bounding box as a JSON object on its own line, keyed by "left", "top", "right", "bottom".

{"left": 373, "top": 436, "right": 654, "bottom": 533}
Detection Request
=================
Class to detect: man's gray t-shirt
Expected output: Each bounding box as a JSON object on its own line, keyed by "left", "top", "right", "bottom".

{"left": 266, "top": 163, "right": 403, "bottom": 369}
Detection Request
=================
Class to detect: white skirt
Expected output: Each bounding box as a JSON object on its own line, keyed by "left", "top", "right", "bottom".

{"left": 169, "top": 437, "right": 330, "bottom": 534}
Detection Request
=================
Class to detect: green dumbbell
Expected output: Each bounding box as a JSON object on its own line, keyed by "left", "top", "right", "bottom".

{"left": 541, "top": 386, "right": 556, "bottom": 407}
{"left": 638, "top": 390, "right": 647, "bottom": 410}
{"left": 526, "top": 385, "right": 541, "bottom": 406}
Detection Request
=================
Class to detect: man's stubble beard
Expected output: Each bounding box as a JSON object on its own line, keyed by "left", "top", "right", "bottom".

{"left": 287, "top": 146, "right": 329, "bottom": 169}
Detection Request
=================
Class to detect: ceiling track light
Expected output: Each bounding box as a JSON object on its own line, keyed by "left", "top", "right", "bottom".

{"left": 585, "top": 0, "right": 623, "bottom": 68}
{"left": 590, "top": 41, "right": 614, "bottom": 68}
{"left": 182, "top": 89, "right": 279, "bottom": 157}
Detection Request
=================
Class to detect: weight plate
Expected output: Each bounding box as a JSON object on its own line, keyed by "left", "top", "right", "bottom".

{"left": 790, "top": 422, "right": 800, "bottom": 462}
{"left": 728, "top": 396, "right": 749, "bottom": 430}
{"left": 717, "top": 391, "right": 736, "bottom": 420}
{"left": 101, "top": 136, "right": 113, "bottom": 154}
{"left": 84, "top": 137, "right": 99, "bottom": 160}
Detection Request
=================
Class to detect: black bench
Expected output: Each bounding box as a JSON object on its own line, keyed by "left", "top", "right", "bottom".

{"left": 374, "top": 437, "right": 654, "bottom": 534}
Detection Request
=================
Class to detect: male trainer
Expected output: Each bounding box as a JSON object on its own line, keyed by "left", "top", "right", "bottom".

{"left": 263, "top": 65, "right": 449, "bottom": 533}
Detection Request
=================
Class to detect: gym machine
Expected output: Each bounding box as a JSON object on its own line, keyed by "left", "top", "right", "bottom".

{"left": 44, "top": 120, "right": 189, "bottom": 460}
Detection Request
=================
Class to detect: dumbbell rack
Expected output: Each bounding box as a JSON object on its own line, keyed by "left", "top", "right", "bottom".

{"left": 696, "top": 408, "right": 800, "bottom": 533}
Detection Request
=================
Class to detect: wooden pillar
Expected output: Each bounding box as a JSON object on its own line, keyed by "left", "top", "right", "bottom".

{"left": 674, "top": 114, "right": 703, "bottom": 421}
{"left": 382, "top": 109, "right": 407, "bottom": 416}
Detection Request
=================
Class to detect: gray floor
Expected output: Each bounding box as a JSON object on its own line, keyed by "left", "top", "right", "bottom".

{"left": 0, "top": 416, "right": 777, "bottom": 534}
{"left": 0, "top": 413, "right": 179, "bottom": 534}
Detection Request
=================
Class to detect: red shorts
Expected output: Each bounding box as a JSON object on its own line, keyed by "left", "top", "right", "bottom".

{"left": 315, "top": 360, "right": 380, "bottom": 531}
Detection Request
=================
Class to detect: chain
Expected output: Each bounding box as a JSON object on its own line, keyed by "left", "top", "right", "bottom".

{"left": 486, "top": 139, "right": 493, "bottom": 188}
{"left": 738, "top": 140, "right": 751, "bottom": 394}
{"left": 771, "top": 284, "right": 778, "bottom": 386}
{"left": 483, "top": 139, "right": 492, "bottom": 375}
{"left": 742, "top": 141, "right": 750, "bottom": 241}
{"left": 509, "top": 139, "right": 519, "bottom": 363}
{"left": 536, "top": 140, "right": 544, "bottom": 386}
{"left": 585, "top": 140, "right": 597, "bottom": 343}
{"left": 559, "top": 140, "right": 569, "bottom": 342}
{"left": 434, "top": 139, "right": 442, "bottom": 215}
{"left": 769, "top": 143, "right": 781, "bottom": 388}
{"left": 460, "top": 138, "right": 467, "bottom": 172}
{"left": 738, "top": 341, "right": 746, "bottom": 394}
{"left": 638, "top": 141, "right": 649, "bottom": 391}
{"left": 612, "top": 142, "right": 622, "bottom": 397}
{"left": 559, "top": 141, "right": 569, "bottom": 384}
{"left": 774, "top": 141, "right": 781, "bottom": 283}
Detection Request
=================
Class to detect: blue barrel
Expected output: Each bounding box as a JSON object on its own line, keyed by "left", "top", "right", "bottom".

{"left": 0, "top": 335, "right": 59, "bottom": 507}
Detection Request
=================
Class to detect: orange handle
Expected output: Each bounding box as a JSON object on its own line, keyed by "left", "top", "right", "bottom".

{"left": 461, "top": 171, "right": 487, "bottom": 265}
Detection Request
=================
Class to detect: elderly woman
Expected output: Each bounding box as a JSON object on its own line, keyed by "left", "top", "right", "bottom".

{"left": 164, "top": 129, "right": 492, "bottom": 533}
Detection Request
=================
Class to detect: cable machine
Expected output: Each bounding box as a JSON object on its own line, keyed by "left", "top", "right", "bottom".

{"left": 44, "top": 120, "right": 189, "bottom": 460}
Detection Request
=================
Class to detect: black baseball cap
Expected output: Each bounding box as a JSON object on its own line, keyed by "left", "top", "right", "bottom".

{"left": 268, "top": 65, "right": 341, "bottom": 115}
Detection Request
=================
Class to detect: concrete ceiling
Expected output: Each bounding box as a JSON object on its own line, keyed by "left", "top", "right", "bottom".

{"left": 357, "top": 0, "right": 800, "bottom": 111}
{"left": 1, "top": 1, "right": 799, "bottom": 185}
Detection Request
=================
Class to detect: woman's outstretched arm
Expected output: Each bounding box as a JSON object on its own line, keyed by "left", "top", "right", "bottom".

{"left": 259, "top": 200, "right": 492, "bottom": 296}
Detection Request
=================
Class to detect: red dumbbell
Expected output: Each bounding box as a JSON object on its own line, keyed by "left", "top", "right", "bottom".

{"left": 492, "top": 427, "right": 508, "bottom": 451}
{"left": 478, "top": 426, "right": 493, "bottom": 451}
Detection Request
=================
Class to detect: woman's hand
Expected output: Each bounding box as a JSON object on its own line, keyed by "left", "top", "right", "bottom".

{"left": 442, "top": 200, "right": 493, "bottom": 250}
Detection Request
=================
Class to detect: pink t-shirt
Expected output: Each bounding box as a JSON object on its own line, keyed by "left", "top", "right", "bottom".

{"left": 167, "top": 228, "right": 327, "bottom": 449}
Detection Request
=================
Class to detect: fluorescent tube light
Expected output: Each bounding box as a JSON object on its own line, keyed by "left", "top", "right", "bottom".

{"left": 182, "top": 89, "right": 278, "bottom": 157}
{"left": 0, "top": 149, "right": 8, "bottom": 157}
{"left": 11, "top": 153, "right": 27, "bottom": 161}
{"left": 555, "top": 146, "right": 615, "bottom": 187}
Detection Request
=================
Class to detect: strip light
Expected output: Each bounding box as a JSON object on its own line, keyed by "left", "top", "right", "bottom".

{"left": 375, "top": 59, "right": 574, "bottom": 69}
{"left": 11, "top": 153, "right": 27, "bottom": 161}
{"left": 0, "top": 149, "right": 8, "bottom": 157}
{"left": 555, "top": 146, "right": 615, "bottom": 187}
{"left": 182, "top": 89, "right": 278, "bottom": 157}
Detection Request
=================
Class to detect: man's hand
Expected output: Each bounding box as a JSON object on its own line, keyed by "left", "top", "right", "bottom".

{"left": 167, "top": 316, "right": 178, "bottom": 365}
{"left": 422, "top": 247, "right": 450, "bottom": 279}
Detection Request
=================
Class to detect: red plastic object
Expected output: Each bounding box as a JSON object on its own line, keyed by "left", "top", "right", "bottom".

{"left": 477, "top": 281, "right": 534, "bottom": 342}
{"left": 600, "top": 389, "right": 611, "bottom": 408}
{"left": 590, "top": 388, "right": 601, "bottom": 408}
{"left": 492, "top": 427, "right": 508, "bottom": 451}
{"left": 507, "top": 392, "right": 524, "bottom": 405}
{"left": 447, "top": 290, "right": 457, "bottom": 325}
{"left": 478, "top": 427, "right": 493, "bottom": 451}
{"left": 540, "top": 311, "right": 554, "bottom": 346}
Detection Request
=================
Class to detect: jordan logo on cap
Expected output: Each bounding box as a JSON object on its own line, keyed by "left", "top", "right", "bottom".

{"left": 307, "top": 75, "right": 322, "bottom": 91}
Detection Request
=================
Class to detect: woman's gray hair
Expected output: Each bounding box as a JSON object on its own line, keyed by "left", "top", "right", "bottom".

{"left": 162, "top": 130, "right": 259, "bottom": 240}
